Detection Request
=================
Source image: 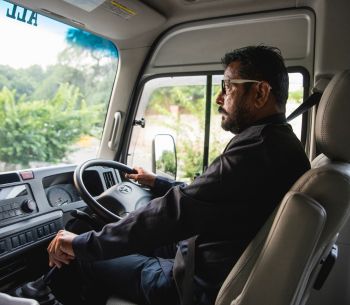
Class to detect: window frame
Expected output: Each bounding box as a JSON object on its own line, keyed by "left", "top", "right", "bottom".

{"left": 121, "top": 67, "right": 310, "bottom": 175}
{"left": 287, "top": 66, "right": 310, "bottom": 145}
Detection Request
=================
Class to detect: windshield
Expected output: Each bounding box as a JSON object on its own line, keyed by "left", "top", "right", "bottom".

{"left": 0, "top": 1, "right": 118, "bottom": 172}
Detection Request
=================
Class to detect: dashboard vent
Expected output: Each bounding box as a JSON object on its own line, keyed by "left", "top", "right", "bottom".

{"left": 0, "top": 173, "right": 20, "bottom": 185}
{"left": 103, "top": 171, "right": 116, "bottom": 189}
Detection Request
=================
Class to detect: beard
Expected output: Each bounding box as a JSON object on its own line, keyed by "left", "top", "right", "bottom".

{"left": 219, "top": 97, "right": 252, "bottom": 134}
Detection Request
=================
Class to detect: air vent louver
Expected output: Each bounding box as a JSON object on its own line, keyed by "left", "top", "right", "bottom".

{"left": 0, "top": 173, "right": 20, "bottom": 185}
{"left": 103, "top": 171, "right": 116, "bottom": 189}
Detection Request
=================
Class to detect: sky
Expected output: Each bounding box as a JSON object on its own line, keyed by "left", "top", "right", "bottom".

{"left": 0, "top": 1, "right": 69, "bottom": 68}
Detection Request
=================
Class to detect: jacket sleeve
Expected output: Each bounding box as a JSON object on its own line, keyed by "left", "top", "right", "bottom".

{"left": 72, "top": 149, "right": 258, "bottom": 262}
{"left": 72, "top": 185, "right": 200, "bottom": 261}
{"left": 152, "top": 175, "right": 186, "bottom": 197}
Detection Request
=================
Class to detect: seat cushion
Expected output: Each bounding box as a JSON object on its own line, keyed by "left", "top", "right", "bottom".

{"left": 0, "top": 293, "right": 39, "bottom": 305}
{"left": 106, "top": 296, "right": 138, "bottom": 305}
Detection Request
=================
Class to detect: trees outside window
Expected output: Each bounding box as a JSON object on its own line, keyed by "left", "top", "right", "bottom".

{"left": 0, "top": 1, "right": 118, "bottom": 171}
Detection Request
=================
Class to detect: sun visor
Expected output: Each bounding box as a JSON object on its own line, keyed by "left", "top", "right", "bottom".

{"left": 12, "top": 0, "right": 166, "bottom": 40}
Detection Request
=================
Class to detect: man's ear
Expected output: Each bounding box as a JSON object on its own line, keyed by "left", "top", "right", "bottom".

{"left": 254, "top": 82, "right": 271, "bottom": 109}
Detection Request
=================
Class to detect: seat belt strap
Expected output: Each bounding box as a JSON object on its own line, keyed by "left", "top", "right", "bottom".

{"left": 174, "top": 236, "right": 198, "bottom": 305}
{"left": 286, "top": 92, "right": 322, "bottom": 122}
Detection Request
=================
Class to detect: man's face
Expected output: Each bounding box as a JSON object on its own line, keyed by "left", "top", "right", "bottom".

{"left": 217, "top": 61, "right": 255, "bottom": 134}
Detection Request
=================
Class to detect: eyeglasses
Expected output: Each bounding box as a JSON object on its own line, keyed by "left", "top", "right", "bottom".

{"left": 221, "top": 79, "right": 260, "bottom": 95}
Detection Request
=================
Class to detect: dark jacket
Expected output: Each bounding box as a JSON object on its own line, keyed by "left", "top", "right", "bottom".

{"left": 73, "top": 114, "right": 310, "bottom": 299}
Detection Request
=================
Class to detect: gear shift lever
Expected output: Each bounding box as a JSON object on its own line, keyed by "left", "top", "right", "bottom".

{"left": 14, "top": 266, "right": 62, "bottom": 305}
{"left": 41, "top": 266, "right": 57, "bottom": 286}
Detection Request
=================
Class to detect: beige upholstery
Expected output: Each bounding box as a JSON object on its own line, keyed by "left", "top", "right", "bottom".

{"left": 106, "top": 297, "right": 138, "bottom": 305}
{"left": 315, "top": 70, "right": 350, "bottom": 161}
{"left": 230, "top": 192, "right": 326, "bottom": 305}
{"left": 216, "top": 70, "right": 350, "bottom": 305}
{"left": 312, "top": 78, "right": 331, "bottom": 94}
{"left": 0, "top": 293, "right": 39, "bottom": 305}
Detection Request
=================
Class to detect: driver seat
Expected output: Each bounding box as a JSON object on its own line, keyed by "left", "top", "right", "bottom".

{"left": 108, "top": 70, "right": 350, "bottom": 305}
{"left": 215, "top": 69, "right": 350, "bottom": 305}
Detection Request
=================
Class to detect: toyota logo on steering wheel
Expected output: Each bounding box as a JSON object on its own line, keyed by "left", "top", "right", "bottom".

{"left": 118, "top": 184, "right": 132, "bottom": 194}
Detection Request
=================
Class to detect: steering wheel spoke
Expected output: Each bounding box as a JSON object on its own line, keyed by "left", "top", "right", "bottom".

{"left": 74, "top": 159, "right": 152, "bottom": 223}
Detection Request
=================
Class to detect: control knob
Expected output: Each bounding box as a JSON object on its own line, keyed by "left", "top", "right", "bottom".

{"left": 21, "top": 199, "right": 36, "bottom": 213}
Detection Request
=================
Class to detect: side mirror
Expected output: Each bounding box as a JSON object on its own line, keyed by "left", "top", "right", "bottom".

{"left": 152, "top": 134, "right": 177, "bottom": 180}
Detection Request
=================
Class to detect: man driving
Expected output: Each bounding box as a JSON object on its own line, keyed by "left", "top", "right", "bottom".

{"left": 47, "top": 45, "right": 310, "bottom": 305}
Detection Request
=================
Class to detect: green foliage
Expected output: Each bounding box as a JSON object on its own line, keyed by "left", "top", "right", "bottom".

{"left": 288, "top": 90, "right": 303, "bottom": 104}
{"left": 180, "top": 140, "right": 203, "bottom": 179}
{"left": 0, "top": 63, "right": 115, "bottom": 108}
{"left": 148, "top": 86, "right": 205, "bottom": 118}
{"left": 148, "top": 86, "right": 205, "bottom": 179}
{"left": 0, "top": 65, "right": 44, "bottom": 99}
{"left": 31, "top": 65, "right": 86, "bottom": 102}
{"left": 208, "top": 138, "right": 222, "bottom": 164}
{"left": 0, "top": 85, "right": 102, "bottom": 166}
{"left": 0, "top": 25, "right": 118, "bottom": 170}
{"left": 57, "top": 40, "right": 118, "bottom": 107}
{"left": 156, "top": 150, "right": 177, "bottom": 177}
{"left": 146, "top": 84, "right": 230, "bottom": 180}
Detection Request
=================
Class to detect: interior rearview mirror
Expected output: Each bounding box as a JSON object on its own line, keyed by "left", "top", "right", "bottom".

{"left": 152, "top": 134, "right": 177, "bottom": 180}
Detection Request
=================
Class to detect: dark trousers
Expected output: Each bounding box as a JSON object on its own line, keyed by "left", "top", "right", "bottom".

{"left": 50, "top": 253, "right": 180, "bottom": 305}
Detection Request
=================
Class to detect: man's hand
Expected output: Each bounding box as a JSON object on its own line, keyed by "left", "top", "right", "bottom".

{"left": 47, "top": 230, "right": 77, "bottom": 268}
{"left": 125, "top": 166, "right": 156, "bottom": 187}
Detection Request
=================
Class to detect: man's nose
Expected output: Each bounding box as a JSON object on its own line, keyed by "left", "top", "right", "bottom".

{"left": 216, "top": 92, "right": 224, "bottom": 105}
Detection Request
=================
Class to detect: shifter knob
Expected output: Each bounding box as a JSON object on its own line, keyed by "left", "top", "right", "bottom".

{"left": 13, "top": 267, "right": 61, "bottom": 305}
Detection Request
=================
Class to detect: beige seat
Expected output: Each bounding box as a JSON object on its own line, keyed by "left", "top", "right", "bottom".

{"left": 0, "top": 293, "right": 39, "bottom": 305}
{"left": 106, "top": 299, "right": 138, "bottom": 305}
{"left": 216, "top": 70, "right": 350, "bottom": 305}
{"left": 108, "top": 70, "right": 350, "bottom": 305}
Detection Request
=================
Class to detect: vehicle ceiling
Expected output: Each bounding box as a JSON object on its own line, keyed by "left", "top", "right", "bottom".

{"left": 13, "top": 0, "right": 304, "bottom": 49}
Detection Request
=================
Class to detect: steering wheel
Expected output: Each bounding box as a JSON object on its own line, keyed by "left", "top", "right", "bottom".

{"left": 73, "top": 159, "right": 153, "bottom": 222}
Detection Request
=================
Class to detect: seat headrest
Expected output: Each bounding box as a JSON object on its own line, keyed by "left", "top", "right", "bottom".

{"left": 315, "top": 70, "right": 350, "bottom": 162}
{"left": 312, "top": 78, "right": 331, "bottom": 94}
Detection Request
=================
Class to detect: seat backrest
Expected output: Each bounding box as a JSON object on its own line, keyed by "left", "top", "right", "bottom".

{"left": 216, "top": 70, "right": 350, "bottom": 305}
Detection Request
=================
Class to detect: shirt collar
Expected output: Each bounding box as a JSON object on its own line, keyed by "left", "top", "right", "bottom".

{"left": 250, "top": 113, "right": 287, "bottom": 127}
{"left": 224, "top": 113, "right": 287, "bottom": 151}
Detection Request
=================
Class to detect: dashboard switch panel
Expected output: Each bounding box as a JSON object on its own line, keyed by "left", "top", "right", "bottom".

{"left": 0, "top": 219, "right": 62, "bottom": 259}
{"left": 0, "top": 184, "right": 37, "bottom": 225}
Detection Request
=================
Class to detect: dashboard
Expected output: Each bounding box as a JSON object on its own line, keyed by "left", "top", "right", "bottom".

{"left": 46, "top": 184, "right": 81, "bottom": 207}
{"left": 0, "top": 164, "right": 121, "bottom": 264}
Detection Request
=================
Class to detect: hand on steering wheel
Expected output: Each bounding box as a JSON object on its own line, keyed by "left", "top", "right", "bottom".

{"left": 125, "top": 167, "right": 156, "bottom": 187}
{"left": 74, "top": 159, "right": 153, "bottom": 223}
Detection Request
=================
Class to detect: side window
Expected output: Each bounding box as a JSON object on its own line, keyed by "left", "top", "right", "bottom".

{"left": 127, "top": 76, "right": 206, "bottom": 182}
{"left": 286, "top": 72, "right": 304, "bottom": 139}
{"left": 128, "top": 72, "right": 304, "bottom": 182}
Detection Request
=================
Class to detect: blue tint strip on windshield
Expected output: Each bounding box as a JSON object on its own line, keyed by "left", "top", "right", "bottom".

{"left": 1, "top": 1, "right": 118, "bottom": 58}
{"left": 66, "top": 28, "right": 118, "bottom": 58}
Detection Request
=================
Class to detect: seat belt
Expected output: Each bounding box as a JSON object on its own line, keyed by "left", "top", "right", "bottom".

{"left": 286, "top": 77, "right": 330, "bottom": 122}
{"left": 174, "top": 236, "right": 198, "bottom": 305}
{"left": 286, "top": 92, "right": 322, "bottom": 122}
